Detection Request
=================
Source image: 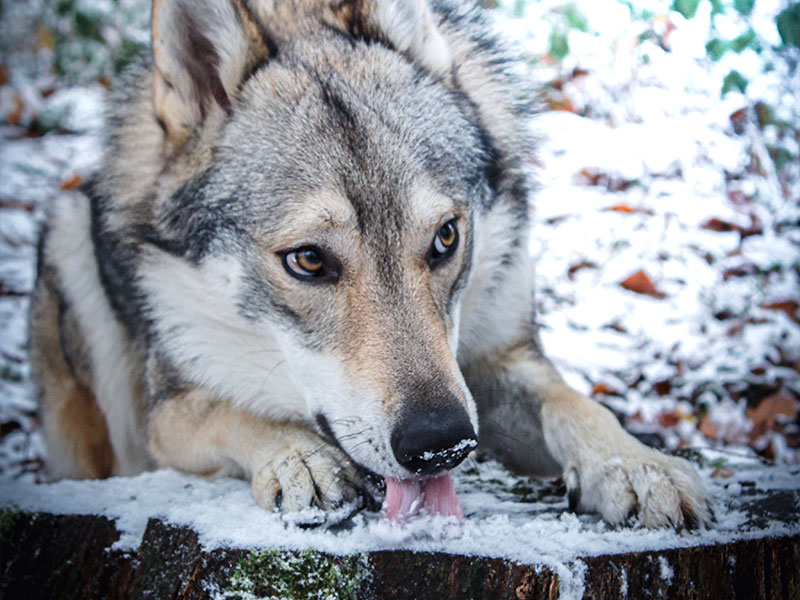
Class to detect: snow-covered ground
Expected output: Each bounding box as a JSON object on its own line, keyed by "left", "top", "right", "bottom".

{"left": 1, "top": 1, "right": 799, "bottom": 596}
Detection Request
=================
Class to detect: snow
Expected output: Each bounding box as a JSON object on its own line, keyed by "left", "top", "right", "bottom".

{"left": 658, "top": 555, "right": 674, "bottom": 583}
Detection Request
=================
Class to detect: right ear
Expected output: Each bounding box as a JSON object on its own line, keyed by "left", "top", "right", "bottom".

{"left": 152, "top": 0, "right": 270, "bottom": 147}
{"left": 320, "top": 0, "right": 453, "bottom": 79}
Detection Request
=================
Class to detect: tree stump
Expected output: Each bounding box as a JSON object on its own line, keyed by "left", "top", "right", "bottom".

{"left": 2, "top": 510, "right": 798, "bottom": 599}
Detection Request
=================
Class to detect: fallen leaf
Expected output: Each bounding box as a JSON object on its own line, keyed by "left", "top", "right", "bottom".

{"left": 722, "top": 265, "right": 753, "bottom": 280}
{"left": 762, "top": 300, "right": 799, "bottom": 323}
{"left": 699, "top": 416, "right": 718, "bottom": 439}
{"left": 592, "top": 383, "right": 619, "bottom": 396}
{"left": 658, "top": 412, "right": 679, "bottom": 428}
{"left": 729, "top": 107, "right": 748, "bottom": 134}
{"left": 0, "top": 65, "right": 8, "bottom": 86}
{"left": 609, "top": 203, "right": 635, "bottom": 213}
{"left": 746, "top": 390, "right": 799, "bottom": 441}
{"left": 604, "top": 320, "right": 627, "bottom": 333}
{"left": 653, "top": 380, "right": 671, "bottom": 397}
{"left": 60, "top": 174, "right": 83, "bottom": 191}
{"left": 545, "top": 95, "right": 576, "bottom": 113}
{"left": 701, "top": 217, "right": 738, "bottom": 232}
{"left": 726, "top": 189, "right": 753, "bottom": 205}
{"left": 0, "top": 199, "right": 35, "bottom": 212}
{"left": 567, "top": 260, "right": 598, "bottom": 280}
{"left": 7, "top": 94, "right": 23, "bottom": 126}
{"left": 701, "top": 217, "right": 762, "bottom": 239}
{"left": 619, "top": 270, "right": 666, "bottom": 298}
{"left": 711, "top": 467, "right": 734, "bottom": 478}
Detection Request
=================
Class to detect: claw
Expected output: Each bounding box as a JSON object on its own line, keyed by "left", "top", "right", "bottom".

{"left": 565, "top": 466, "right": 581, "bottom": 513}
{"left": 683, "top": 506, "right": 699, "bottom": 531}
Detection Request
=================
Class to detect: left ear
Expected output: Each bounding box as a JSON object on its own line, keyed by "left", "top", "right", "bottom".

{"left": 152, "top": 0, "right": 270, "bottom": 147}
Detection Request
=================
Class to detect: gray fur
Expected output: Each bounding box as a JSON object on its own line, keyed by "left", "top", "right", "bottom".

{"left": 31, "top": 0, "right": 711, "bottom": 529}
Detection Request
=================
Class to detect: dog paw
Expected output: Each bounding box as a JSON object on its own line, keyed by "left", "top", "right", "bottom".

{"left": 565, "top": 448, "right": 712, "bottom": 530}
{"left": 250, "top": 430, "right": 366, "bottom": 525}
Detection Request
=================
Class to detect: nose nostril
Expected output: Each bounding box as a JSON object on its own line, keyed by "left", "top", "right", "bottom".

{"left": 391, "top": 403, "right": 477, "bottom": 476}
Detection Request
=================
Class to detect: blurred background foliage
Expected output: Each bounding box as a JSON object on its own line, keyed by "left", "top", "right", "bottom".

{"left": 1, "top": 0, "right": 797, "bottom": 85}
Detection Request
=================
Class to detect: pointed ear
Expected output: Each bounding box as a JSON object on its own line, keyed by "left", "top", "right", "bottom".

{"left": 152, "top": 0, "right": 269, "bottom": 146}
{"left": 327, "top": 0, "right": 452, "bottom": 78}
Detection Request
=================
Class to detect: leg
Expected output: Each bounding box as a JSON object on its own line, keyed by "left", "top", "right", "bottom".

{"left": 147, "top": 389, "right": 366, "bottom": 516}
{"left": 31, "top": 277, "right": 114, "bottom": 480}
{"left": 463, "top": 341, "right": 711, "bottom": 529}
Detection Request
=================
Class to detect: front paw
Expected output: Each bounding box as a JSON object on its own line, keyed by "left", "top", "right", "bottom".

{"left": 564, "top": 448, "right": 712, "bottom": 530}
{"left": 250, "top": 430, "right": 367, "bottom": 524}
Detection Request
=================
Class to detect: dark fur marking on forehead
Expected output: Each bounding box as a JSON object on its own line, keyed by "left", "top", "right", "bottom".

{"left": 319, "top": 77, "right": 358, "bottom": 131}
{"left": 315, "top": 73, "right": 405, "bottom": 241}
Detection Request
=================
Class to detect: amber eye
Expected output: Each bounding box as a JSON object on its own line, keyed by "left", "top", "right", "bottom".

{"left": 428, "top": 219, "right": 459, "bottom": 267}
{"left": 282, "top": 247, "right": 338, "bottom": 282}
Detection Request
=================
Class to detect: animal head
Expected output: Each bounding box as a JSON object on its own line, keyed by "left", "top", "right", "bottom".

{"left": 136, "top": 0, "right": 503, "bottom": 479}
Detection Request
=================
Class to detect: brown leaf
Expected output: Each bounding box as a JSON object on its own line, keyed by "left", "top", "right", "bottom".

{"left": 576, "top": 170, "right": 639, "bottom": 193}
{"left": 59, "top": 174, "right": 83, "bottom": 191}
{"left": 711, "top": 467, "right": 734, "bottom": 478}
{"left": 7, "top": 94, "right": 23, "bottom": 126}
{"left": 729, "top": 107, "right": 747, "bottom": 134}
{"left": 592, "top": 383, "right": 619, "bottom": 396}
{"left": 699, "top": 416, "right": 718, "bottom": 439}
{"left": 722, "top": 265, "right": 753, "bottom": 280}
{"left": 762, "top": 300, "right": 799, "bottom": 323}
{"left": 701, "top": 217, "right": 738, "bottom": 232}
{"left": 619, "top": 270, "right": 666, "bottom": 298}
{"left": 0, "top": 199, "right": 35, "bottom": 212}
{"left": 545, "top": 96, "right": 576, "bottom": 113}
{"left": 605, "top": 320, "right": 627, "bottom": 333}
{"left": 0, "top": 65, "right": 8, "bottom": 87}
{"left": 567, "top": 260, "right": 598, "bottom": 280}
{"left": 608, "top": 203, "right": 635, "bottom": 213}
{"left": 653, "top": 379, "right": 671, "bottom": 397}
{"left": 701, "top": 217, "right": 762, "bottom": 239}
{"left": 658, "top": 412, "right": 679, "bottom": 428}
{"left": 726, "top": 189, "right": 753, "bottom": 205}
{"left": 746, "top": 390, "right": 799, "bottom": 441}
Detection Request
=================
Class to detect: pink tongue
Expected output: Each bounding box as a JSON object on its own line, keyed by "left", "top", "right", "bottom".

{"left": 383, "top": 473, "right": 462, "bottom": 521}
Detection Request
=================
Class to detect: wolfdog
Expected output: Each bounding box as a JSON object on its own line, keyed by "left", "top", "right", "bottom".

{"left": 31, "top": 0, "right": 710, "bottom": 527}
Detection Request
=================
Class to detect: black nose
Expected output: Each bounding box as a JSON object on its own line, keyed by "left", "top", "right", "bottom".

{"left": 390, "top": 401, "right": 477, "bottom": 476}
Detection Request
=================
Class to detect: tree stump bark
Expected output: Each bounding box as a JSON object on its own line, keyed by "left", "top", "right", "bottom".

{"left": 2, "top": 511, "right": 798, "bottom": 599}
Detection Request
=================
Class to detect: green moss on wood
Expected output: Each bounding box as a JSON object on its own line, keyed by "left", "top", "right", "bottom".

{"left": 221, "top": 549, "right": 369, "bottom": 600}
{"left": 0, "top": 508, "right": 28, "bottom": 543}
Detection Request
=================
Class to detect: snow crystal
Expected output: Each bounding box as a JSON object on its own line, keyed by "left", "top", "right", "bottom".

{"left": 658, "top": 555, "right": 674, "bottom": 583}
